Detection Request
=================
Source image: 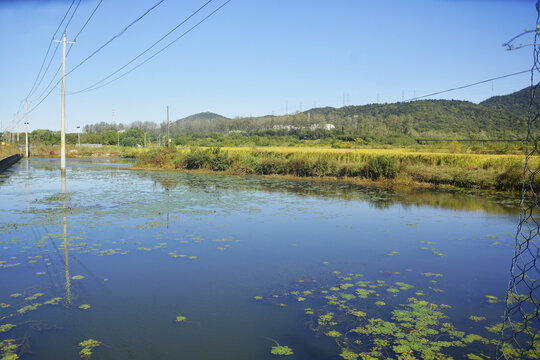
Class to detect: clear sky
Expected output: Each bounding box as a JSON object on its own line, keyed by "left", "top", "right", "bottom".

{"left": 0, "top": 0, "right": 536, "bottom": 132}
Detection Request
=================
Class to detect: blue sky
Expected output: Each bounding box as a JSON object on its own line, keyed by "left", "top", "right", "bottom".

{"left": 0, "top": 0, "right": 536, "bottom": 132}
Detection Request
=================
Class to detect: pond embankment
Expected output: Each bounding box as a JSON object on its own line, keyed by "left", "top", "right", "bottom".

{"left": 0, "top": 154, "right": 21, "bottom": 172}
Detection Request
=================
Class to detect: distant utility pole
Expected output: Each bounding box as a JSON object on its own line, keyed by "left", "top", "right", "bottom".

{"left": 167, "top": 106, "right": 170, "bottom": 147}
{"left": 25, "top": 99, "right": 29, "bottom": 157}
{"left": 17, "top": 111, "right": 19, "bottom": 143}
{"left": 54, "top": 31, "right": 75, "bottom": 174}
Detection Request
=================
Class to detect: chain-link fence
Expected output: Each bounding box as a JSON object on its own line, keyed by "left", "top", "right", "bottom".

{"left": 498, "top": 3, "right": 540, "bottom": 359}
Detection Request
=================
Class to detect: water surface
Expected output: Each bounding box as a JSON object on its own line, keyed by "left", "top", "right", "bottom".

{"left": 0, "top": 158, "right": 522, "bottom": 359}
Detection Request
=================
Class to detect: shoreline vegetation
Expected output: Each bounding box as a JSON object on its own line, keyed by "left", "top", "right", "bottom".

{"left": 134, "top": 146, "right": 532, "bottom": 192}
{"left": 2, "top": 144, "right": 531, "bottom": 191}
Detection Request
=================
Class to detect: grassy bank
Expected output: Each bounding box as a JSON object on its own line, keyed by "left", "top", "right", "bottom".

{"left": 0, "top": 144, "right": 21, "bottom": 159}
{"left": 29, "top": 144, "right": 131, "bottom": 158}
{"left": 135, "top": 146, "right": 533, "bottom": 191}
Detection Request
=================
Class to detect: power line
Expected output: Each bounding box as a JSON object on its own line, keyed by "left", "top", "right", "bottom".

{"left": 405, "top": 70, "right": 529, "bottom": 102}
{"left": 72, "top": 0, "right": 231, "bottom": 95}
{"left": 24, "top": 0, "right": 77, "bottom": 101}
{"left": 70, "top": 0, "right": 215, "bottom": 94}
{"left": 28, "top": 0, "right": 103, "bottom": 105}
{"left": 27, "top": 0, "right": 165, "bottom": 115}
{"left": 66, "top": 0, "right": 166, "bottom": 77}
{"left": 73, "top": 0, "right": 103, "bottom": 41}
{"left": 27, "top": 0, "right": 82, "bottom": 102}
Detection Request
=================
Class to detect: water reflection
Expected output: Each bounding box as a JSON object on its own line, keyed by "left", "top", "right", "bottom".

{"left": 61, "top": 171, "right": 71, "bottom": 305}
{"left": 26, "top": 159, "right": 29, "bottom": 213}
{"left": 141, "top": 171, "right": 520, "bottom": 215}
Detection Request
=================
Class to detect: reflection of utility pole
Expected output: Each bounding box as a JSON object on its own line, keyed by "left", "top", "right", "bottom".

{"left": 167, "top": 106, "right": 170, "bottom": 147}
{"left": 167, "top": 187, "right": 170, "bottom": 229}
{"left": 26, "top": 159, "right": 29, "bottom": 213}
{"left": 61, "top": 172, "right": 71, "bottom": 305}
{"left": 54, "top": 32, "right": 75, "bottom": 175}
{"left": 25, "top": 100, "right": 29, "bottom": 158}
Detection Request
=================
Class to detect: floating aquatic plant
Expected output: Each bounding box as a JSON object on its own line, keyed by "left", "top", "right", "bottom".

{"left": 266, "top": 337, "right": 293, "bottom": 356}
{"left": 72, "top": 275, "right": 85, "bottom": 280}
{"left": 0, "top": 339, "right": 19, "bottom": 360}
{"left": 271, "top": 345, "right": 293, "bottom": 355}
{"left": 469, "top": 316, "right": 486, "bottom": 322}
{"left": 17, "top": 303, "right": 41, "bottom": 314}
{"left": 0, "top": 324, "right": 15, "bottom": 333}
{"left": 44, "top": 297, "right": 62, "bottom": 305}
{"left": 78, "top": 339, "right": 101, "bottom": 359}
{"left": 79, "top": 304, "right": 91, "bottom": 310}
{"left": 259, "top": 269, "right": 515, "bottom": 360}
{"left": 175, "top": 315, "right": 186, "bottom": 323}
{"left": 24, "top": 293, "right": 43, "bottom": 301}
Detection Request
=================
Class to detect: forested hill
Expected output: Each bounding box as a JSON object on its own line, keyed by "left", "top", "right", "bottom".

{"left": 170, "top": 87, "right": 532, "bottom": 139}
{"left": 178, "top": 112, "right": 229, "bottom": 122}
{"left": 480, "top": 86, "right": 539, "bottom": 115}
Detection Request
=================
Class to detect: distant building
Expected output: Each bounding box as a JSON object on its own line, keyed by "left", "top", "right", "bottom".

{"left": 272, "top": 124, "right": 335, "bottom": 131}
{"left": 76, "top": 144, "right": 103, "bottom": 148}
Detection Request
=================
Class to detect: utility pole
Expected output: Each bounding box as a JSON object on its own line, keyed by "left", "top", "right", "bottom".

{"left": 54, "top": 31, "right": 75, "bottom": 174}
{"left": 167, "top": 106, "right": 170, "bottom": 147}
{"left": 17, "top": 111, "right": 19, "bottom": 143}
{"left": 25, "top": 100, "right": 29, "bottom": 157}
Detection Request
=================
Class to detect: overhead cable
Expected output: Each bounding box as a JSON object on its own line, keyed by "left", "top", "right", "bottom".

{"left": 71, "top": 0, "right": 215, "bottom": 94}
{"left": 73, "top": 0, "right": 231, "bottom": 94}
{"left": 406, "top": 70, "right": 529, "bottom": 102}
{"left": 27, "top": 0, "right": 165, "bottom": 115}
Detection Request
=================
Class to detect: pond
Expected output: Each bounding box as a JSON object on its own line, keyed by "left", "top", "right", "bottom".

{"left": 0, "top": 158, "right": 526, "bottom": 359}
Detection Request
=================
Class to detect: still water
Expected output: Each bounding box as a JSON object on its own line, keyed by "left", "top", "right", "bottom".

{"left": 0, "top": 158, "right": 522, "bottom": 359}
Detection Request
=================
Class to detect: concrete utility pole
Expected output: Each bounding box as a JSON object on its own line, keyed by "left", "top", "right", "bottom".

{"left": 54, "top": 32, "right": 75, "bottom": 174}
{"left": 117, "top": 129, "right": 125, "bottom": 147}
{"left": 167, "top": 106, "right": 170, "bottom": 147}
{"left": 76, "top": 126, "right": 81, "bottom": 146}
{"left": 25, "top": 100, "right": 29, "bottom": 157}
{"left": 17, "top": 111, "right": 19, "bottom": 143}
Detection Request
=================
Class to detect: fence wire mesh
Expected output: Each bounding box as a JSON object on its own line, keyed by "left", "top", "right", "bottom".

{"left": 498, "top": 3, "right": 540, "bottom": 359}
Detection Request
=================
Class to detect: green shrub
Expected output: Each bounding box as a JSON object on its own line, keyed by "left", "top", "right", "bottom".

{"left": 183, "top": 148, "right": 209, "bottom": 169}
{"left": 364, "top": 156, "right": 397, "bottom": 179}
{"left": 496, "top": 163, "right": 523, "bottom": 191}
